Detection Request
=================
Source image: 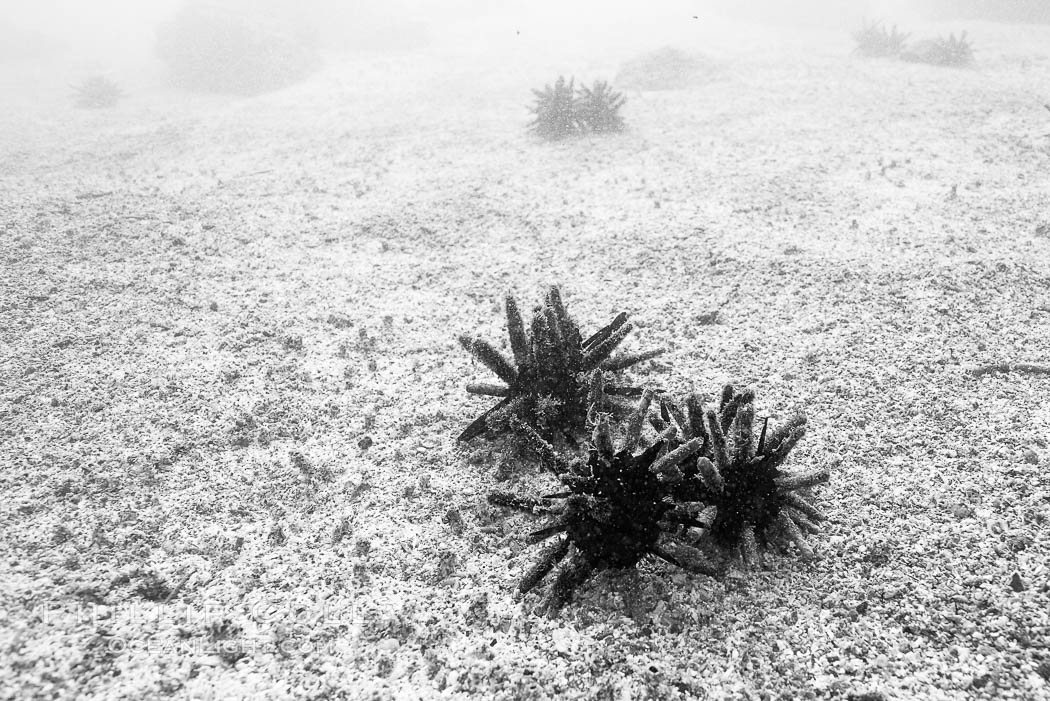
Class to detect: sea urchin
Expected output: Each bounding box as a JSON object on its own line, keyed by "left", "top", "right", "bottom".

{"left": 658, "top": 385, "right": 830, "bottom": 566}
{"left": 457, "top": 286, "right": 663, "bottom": 443}
{"left": 73, "top": 76, "right": 123, "bottom": 109}
{"left": 574, "top": 80, "right": 626, "bottom": 134}
{"left": 489, "top": 395, "right": 719, "bottom": 614}
{"left": 528, "top": 76, "right": 579, "bottom": 140}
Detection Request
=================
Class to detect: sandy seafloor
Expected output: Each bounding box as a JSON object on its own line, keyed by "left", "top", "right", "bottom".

{"left": 2, "top": 11, "right": 1050, "bottom": 701}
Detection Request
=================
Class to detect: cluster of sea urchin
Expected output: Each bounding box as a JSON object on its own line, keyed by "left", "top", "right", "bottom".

{"left": 528, "top": 76, "right": 627, "bottom": 140}
{"left": 655, "top": 385, "right": 829, "bottom": 566}
{"left": 489, "top": 393, "right": 720, "bottom": 614}
{"left": 491, "top": 385, "right": 827, "bottom": 612}
{"left": 457, "top": 286, "right": 830, "bottom": 614}
{"left": 457, "top": 286, "right": 663, "bottom": 443}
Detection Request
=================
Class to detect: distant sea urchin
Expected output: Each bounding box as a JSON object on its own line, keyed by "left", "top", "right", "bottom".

{"left": 901, "top": 32, "right": 974, "bottom": 67}
{"left": 457, "top": 286, "right": 663, "bottom": 443}
{"left": 528, "top": 76, "right": 579, "bottom": 140}
{"left": 528, "top": 76, "right": 627, "bottom": 140}
{"left": 489, "top": 396, "right": 719, "bottom": 614}
{"left": 73, "top": 76, "right": 123, "bottom": 109}
{"left": 852, "top": 20, "right": 909, "bottom": 58}
{"left": 657, "top": 385, "right": 829, "bottom": 565}
{"left": 573, "top": 80, "right": 626, "bottom": 134}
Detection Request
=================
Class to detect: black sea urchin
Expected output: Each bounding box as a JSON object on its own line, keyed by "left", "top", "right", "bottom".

{"left": 528, "top": 77, "right": 627, "bottom": 140}
{"left": 489, "top": 398, "right": 718, "bottom": 614}
{"left": 852, "top": 20, "right": 909, "bottom": 58}
{"left": 574, "top": 80, "right": 626, "bottom": 134}
{"left": 528, "top": 76, "right": 580, "bottom": 140}
{"left": 901, "top": 32, "right": 974, "bottom": 67}
{"left": 657, "top": 385, "right": 829, "bottom": 566}
{"left": 457, "top": 286, "right": 663, "bottom": 443}
{"left": 74, "top": 76, "right": 123, "bottom": 109}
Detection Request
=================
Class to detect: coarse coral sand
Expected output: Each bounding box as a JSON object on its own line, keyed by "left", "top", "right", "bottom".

{"left": 1, "top": 14, "right": 1049, "bottom": 701}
